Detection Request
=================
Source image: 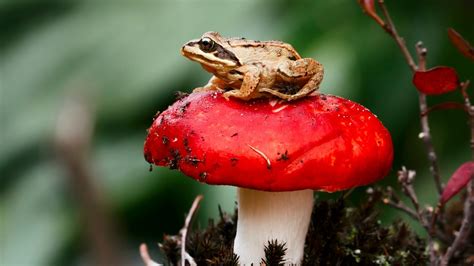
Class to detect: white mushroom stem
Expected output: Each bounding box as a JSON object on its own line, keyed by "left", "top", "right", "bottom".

{"left": 234, "top": 188, "right": 314, "bottom": 265}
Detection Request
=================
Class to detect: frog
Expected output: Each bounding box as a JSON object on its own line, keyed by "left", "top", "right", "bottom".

{"left": 181, "top": 31, "right": 324, "bottom": 101}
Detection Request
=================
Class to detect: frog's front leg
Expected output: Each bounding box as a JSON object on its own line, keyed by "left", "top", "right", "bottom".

{"left": 223, "top": 65, "right": 261, "bottom": 100}
{"left": 261, "top": 58, "right": 324, "bottom": 101}
{"left": 193, "top": 76, "right": 227, "bottom": 92}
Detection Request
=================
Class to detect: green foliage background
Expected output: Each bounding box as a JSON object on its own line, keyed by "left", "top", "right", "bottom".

{"left": 0, "top": 0, "right": 471, "bottom": 265}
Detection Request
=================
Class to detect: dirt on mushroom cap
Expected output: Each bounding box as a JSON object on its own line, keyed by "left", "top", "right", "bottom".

{"left": 144, "top": 91, "right": 393, "bottom": 192}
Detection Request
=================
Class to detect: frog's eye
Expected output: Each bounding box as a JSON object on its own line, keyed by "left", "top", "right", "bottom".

{"left": 199, "top": 37, "right": 216, "bottom": 52}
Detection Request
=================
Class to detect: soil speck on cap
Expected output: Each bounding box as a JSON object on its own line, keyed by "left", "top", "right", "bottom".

{"left": 168, "top": 149, "right": 181, "bottom": 170}
{"left": 144, "top": 151, "right": 153, "bottom": 163}
{"left": 178, "top": 101, "right": 191, "bottom": 115}
{"left": 174, "top": 91, "right": 190, "bottom": 101}
{"left": 185, "top": 156, "right": 202, "bottom": 167}
{"left": 152, "top": 111, "right": 160, "bottom": 121}
{"left": 183, "top": 138, "right": 192, "bottom": 153}
{"left": 277, "top": 150, "right": 289, "bottom": 161}
{"left": 231, "top": 133, "right": 238, "bottom": 137}
{"left": 162, "top": 136, "right": 169, "bottom": 145}
{"left": 230, "top": 158, "right": 239, "bottom": 166}
{"left": 199, "top": 172, "right": 208, "bottom": 182}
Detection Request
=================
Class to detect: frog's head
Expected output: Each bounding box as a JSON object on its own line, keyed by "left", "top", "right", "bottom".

{"left": 181, "top": 32, "right": 241, "bottom": 73}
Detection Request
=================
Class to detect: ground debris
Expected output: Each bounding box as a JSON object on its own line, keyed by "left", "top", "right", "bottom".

{"left": 156, "top": 191, "right": 428, "bottom": 265}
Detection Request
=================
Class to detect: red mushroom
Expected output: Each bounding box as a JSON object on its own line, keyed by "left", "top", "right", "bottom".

{"left": 144, "top": 91, "right": 393, "bottom": 264}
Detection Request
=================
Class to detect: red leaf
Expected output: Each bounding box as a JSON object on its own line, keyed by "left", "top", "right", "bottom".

{"left": 448, "top": 28, "right": 474, "bottom": 61}
{"left": 358, "top": 0, "right": 385, "bottom": 26}
{"left": 412, "top": 66, "right": 459, "bottom": 95}
{"left": 441, "top": 162, "right": 474, "bottom": 204}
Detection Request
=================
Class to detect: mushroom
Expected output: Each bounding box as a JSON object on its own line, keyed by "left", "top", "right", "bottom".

{"left": 144, "top": 91, "right": 393, "bottom": 265}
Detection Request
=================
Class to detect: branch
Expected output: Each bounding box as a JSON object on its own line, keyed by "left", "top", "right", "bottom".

{"left": 375, "top": 0, "right": 443, "bottom": 194}
{"left": 439, "top": 81, "right": 474, "bottom": 266}
{"left": 363, "top": 3, "right": 473, "bottom": 264}
{"left": 383, "top": 199, "right": 419, "bottom": 220}
{"left": 440, "top": 180, "right": 474, "bottom": 266}
{"left": 415, "top": 43, "right": 443, "bottom": 194}
{"left": 180, "top": 195, "right": 203, "bottom": 266}
{"left": 140, "top": 244, "right": 163, "bottom": 266}
{"left": 460, "top": 81, "right": 474, "bottom": 160}
{"left": 396, "top": 167, "right": 440, "bottom": 263}
{"left": 399, "top": 170, "right": 422, "bottom": 212}
{"left": 377, "top": 0, "right": 417, "bottom": 71}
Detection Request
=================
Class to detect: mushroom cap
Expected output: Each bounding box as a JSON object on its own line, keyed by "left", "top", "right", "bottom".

{"left": 144, "top": 91, "right": 393, "bottom": 192}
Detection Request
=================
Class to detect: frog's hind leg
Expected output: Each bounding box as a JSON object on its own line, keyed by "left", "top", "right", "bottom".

{"left": 260, "top": 88, "right": 308, "bottom": 101}
{"left": 262, "top": 58, "right": 324, "bottom": 101}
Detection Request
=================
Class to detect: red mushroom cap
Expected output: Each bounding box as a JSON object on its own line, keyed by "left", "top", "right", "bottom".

{"left": 144, "top": 91, "right": 393, "bottom": 192}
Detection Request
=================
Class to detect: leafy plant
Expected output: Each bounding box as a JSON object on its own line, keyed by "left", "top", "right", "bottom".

{"left": 358, "top": 0, "right": 474, "bottom": 265}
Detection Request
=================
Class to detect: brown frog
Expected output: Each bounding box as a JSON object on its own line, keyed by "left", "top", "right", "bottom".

{"left": 181, "top": 31, "right": 324, "bottom": 101}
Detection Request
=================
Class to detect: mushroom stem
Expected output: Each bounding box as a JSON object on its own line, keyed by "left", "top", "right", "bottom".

{"left": 234, "top": 188, "right": 314, "bottom": 265}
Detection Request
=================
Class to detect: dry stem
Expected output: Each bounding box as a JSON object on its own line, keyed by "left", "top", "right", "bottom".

{"left": 376, "top": 0, "right": 443, "bottom": 194}
{"left": 440, "top": 80, "right": 474, "bottom": 266}
{"left": 377, "top": 0, "right": 417, "bottom": 72}
{"left": 415, "top": 42, "right": 443, "bottom": 194}
{"left": 440, "top": 181, "right": 474, "bottom": 266}
{"left": 461, "top": 80, "right": 474, "bottom": 159}
{"left": 140, "top": 244, "right": 162, "bottom": 266}
{"left": 180, "top": 195, "right": 203, "bottom": 266}
{"left": 364, "top": 3, "right": 474, "bottom": 264}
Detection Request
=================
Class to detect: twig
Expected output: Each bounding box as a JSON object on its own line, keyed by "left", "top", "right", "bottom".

{"left": 377, "top": 0, "right": 417, "bottom": 72}
{"left": 382, "top": 186, "right": 419, "bottom": 219}
{"left": 55, "top": 93, "right": 122, "bottom": 266}
{"left": 180, "top": 195, "right": 203, "bottom": 266}
{"left": 364, "top": 2, "right": 474, "bottom": 264}
{"left": 397, "top": 167, "right": 420, "bottom": 211}
{"left": 140, "top": 244, "right": 162, "bottom": 266}
{"left": 248, "top": 144, "right": 272, "bottom": 169}
{"left": 383, "top": 199, "right": 418, "bottom": 220}
{"left": 460, "top": 80, "right": 471, "bottom": 105}
{"left": 460, "top": 80, "right": 474, "bottom": 159}
{"left": 440, "top": 180, "right": 474, "bottom": 266}
{"left": 439, "top": 80, "right": 474, "bottom": 266}
{"left": 415, "top": 43, "right": 443, "bottom": 194}
{"left": 415, "top": 41, "right": 427, "bottom": 70}
{"left": 376, "top": 0, "right": 443, "bottom": 194}
{"left": 418, "top": 94, "right": 443, "bottom": 195}
{"left": 397, "top": 167, "right": 438, "bottom": 263}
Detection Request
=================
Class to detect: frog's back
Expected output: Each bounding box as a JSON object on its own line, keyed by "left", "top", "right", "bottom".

{"left": 229, "top": 38, "right": 302, "bottom": 63}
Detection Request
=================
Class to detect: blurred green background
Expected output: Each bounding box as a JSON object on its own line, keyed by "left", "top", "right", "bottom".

{"left": 0, "top": 0, "right": 472, "bottom": 265}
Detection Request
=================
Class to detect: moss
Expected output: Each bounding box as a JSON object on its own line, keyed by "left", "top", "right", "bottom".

{"left": 262, "top": 240, "right": 287, "bottom": 266}
{"left": 157, "top": 192, "right": 428, "bottom": 265}
{"left": 303, "top": 192, "right": 427, "bottom": 265}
